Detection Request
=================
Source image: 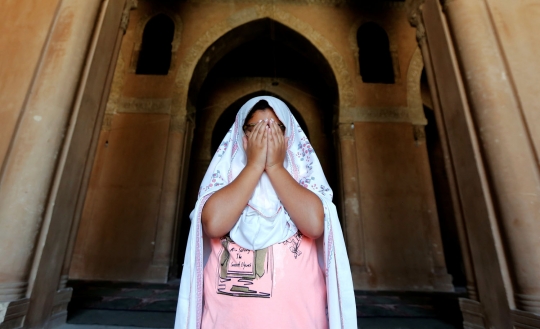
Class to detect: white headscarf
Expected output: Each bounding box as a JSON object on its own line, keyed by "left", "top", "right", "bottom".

{"left": 175, "top": 96, "right": 357, "bottom": 329}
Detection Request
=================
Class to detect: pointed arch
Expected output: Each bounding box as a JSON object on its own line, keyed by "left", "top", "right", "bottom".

{"left": 172, "top": 6, "right": 354, "bottom": 122}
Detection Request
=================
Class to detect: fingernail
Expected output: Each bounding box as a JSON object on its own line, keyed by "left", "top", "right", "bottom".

{"left": 258, "top": 120, "right": 262, "bottom": 122}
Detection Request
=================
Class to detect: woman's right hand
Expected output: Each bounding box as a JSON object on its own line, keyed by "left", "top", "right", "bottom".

{"left": 204, "top": 119, "right": 268, "bottom": 238}
{"left": 242, "top": 119, "right": 268, "bottom": 171}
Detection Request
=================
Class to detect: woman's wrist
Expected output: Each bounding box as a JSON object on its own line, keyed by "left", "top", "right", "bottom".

{"left": 265, "top": 163, "right": 285, "bottom": 175}
{"left": 245, "top": 162, "right": 266, "bottom": 174}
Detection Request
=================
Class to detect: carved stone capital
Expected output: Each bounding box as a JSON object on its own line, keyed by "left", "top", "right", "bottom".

{"left": 413, "top": 125, "right": 426, "bottom": 144}
{"left": 101, "top": 113, "right": 114, "bottom": 131}
{"left": 336, "top": 123, "right": 355, "bottom": 141}
{"left": 170, "top": 114, "right": 187, "bottom": 133}
{"left": 407, "top": 0, "right": 427, "bottom": 44}
{"left": 120, "top": 0, "right": 138, "bottom": 33}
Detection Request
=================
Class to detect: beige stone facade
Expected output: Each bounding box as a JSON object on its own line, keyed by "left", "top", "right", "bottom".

{"left": 1, "top": 0, "right": 540, "bottom": 328}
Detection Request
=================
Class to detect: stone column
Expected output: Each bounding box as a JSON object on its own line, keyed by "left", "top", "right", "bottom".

{"left": 336, "top": 122, "right": 369, "bottom": 288}
{"left": 151, "top": 114, "right": 189, "bottom": 279}
{"left": 0, "top": 0, "right": 103, "bottom": 321}
{"left": 410, "top": 7, "right": 478, "bottom": 300}
{"left": 444, "top": 0, "right": 540, "bottom": 314}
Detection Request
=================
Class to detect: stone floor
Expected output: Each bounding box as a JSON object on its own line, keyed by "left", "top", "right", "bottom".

{"left": 63, "top": 309, "right": 461, "bottom": 329}
{"left": 61, "top": 319, "right": 459, "bottom": 329}
{"left": 65, "top": 281, "right": 464, "bottom": 328}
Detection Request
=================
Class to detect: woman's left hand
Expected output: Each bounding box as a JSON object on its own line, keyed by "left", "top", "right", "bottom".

{"left": 266, "top": 119, "right": 288, "bottom": 171}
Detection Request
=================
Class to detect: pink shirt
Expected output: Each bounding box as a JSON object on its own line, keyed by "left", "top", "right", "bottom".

{"left": 201, "top": 231, "right": 328, "bottom": 329}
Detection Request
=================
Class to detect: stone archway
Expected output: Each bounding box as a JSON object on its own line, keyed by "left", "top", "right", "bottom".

{"left": 174, "top": 11, "right": 343, "bottom": 269}
{"left": 170, "top": 5, "right": 354, "bottom": 128}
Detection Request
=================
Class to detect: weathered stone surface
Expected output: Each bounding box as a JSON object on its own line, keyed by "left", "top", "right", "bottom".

{"left": 1, "top": 0, "right": 540, "bottom": 327}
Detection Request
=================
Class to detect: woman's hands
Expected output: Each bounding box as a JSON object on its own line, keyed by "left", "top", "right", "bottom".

{"left": 246, "top": 118, "right": 323, "bottom": 239}
{"left": 204, "top": 115, "right": 323, "bottom": 239}
{"left": 242, "top": 119, "right": 288, "bottom": 172}
{"left": 242, "top": 120, "right": 268, "bottom": 172}
{"left": 266, "top": 119, "right": 289, "bottom": 171}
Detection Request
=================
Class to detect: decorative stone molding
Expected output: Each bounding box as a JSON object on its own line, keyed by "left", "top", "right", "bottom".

{"left": 407, "top": 0, "right": 429, "bottom": 50}
{"left": 120, "top": 0, "right": 138, "bottom": 33}
{"left": 47, "top": 288, "right": 73, "bottom": 328}
{"left": 172, "top": 5, "right": 355, "bottom": 121}
{"left": 117, "top": 98, "right": 173, "bottom": 114}
{"left": 58, "top": 275, "right": 69, "bottom": 290}
{"left": 515, "top": 293, "right": 540, "bottom": 314}
{"left": 340, "top": 106, "right": 410, "bottom": 123}
{"left": 0, "top": 298, "right": 29, "bottom": 329}
{"left": 0, "top": 282, "right": 27, "bottom": 303}
{"left": 513, "top": 309, "right": 540, "bottom": 329}
{"left": 407, "top": 47, "right": 427, "bottom": 125}
{"left": 459, "top": 298, "right": 487, "bottom": 329}
{"left": 467, "top": 284, "right": 478, "bottom": 301}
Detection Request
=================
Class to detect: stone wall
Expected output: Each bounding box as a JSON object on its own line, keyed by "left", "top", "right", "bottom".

{"left": 9, "top": 0, "right": 540, "bottom": 327}
{"left": 69, "top": 0, "right": 451, "bottom": 296}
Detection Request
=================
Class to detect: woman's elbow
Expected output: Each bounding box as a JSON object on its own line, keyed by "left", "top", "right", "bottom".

{"left": 201, "top": 209, "right": 224, "bottom": 239}
{"left": 303, "top": 212, "right": 324, "bottom": 239}
{"left": 202, "top": 217, "right": 223, "bottom": 239}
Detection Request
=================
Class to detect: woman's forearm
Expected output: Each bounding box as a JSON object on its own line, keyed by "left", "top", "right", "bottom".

{"left": 266, "top": 166, "right": 324, "bottom": 239}
{"left": 202, "top": 164, "right": 263, "bottom": 238}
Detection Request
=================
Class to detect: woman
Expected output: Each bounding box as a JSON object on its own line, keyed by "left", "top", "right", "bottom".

{"left": 175, "top": 96, "right": 357, "bottom": 329}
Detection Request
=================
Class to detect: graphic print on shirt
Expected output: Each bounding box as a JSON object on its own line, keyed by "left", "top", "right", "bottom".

{"left": 279, "top": 231, "right": 303, "bottom": 259}
{"left": 216, "top": 237, "right": 274, "bottom": 298}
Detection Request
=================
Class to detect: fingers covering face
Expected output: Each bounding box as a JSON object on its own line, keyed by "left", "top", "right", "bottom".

{"left": 269, "top": 120, "right": 276, "bottom": 144}
{"left": 250, "top": 120, "right": 263, "bottom": 141}
{"left": 247, "top": 119, "right": 287, "bottom": 149}
{"left": 273, "top": 120, "right": 283, "bottom": 146}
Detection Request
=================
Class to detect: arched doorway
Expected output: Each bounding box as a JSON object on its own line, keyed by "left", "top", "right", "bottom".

{"left": 175, "top": 18, "right": 340, "bottom": 269}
